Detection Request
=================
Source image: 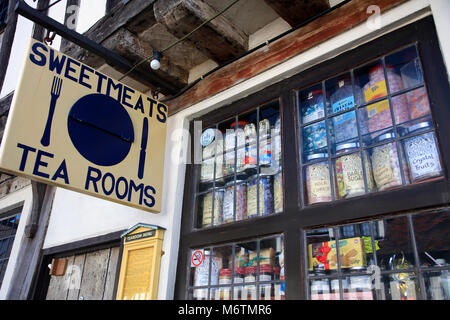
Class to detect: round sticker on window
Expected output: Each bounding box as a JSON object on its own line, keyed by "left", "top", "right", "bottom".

{"left": 201, "top": 128, "right": 215, "bottom": 146}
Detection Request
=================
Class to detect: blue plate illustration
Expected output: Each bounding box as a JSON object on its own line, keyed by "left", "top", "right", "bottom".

{"left": 67, "top": 93, "right": 134, "bottom": 166}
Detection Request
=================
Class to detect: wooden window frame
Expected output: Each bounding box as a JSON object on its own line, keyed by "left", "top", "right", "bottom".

{"left": 175, "top": 16, "right": 450, "bottom": 300}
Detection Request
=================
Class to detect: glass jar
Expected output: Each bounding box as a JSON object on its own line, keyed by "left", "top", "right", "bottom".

{"left": 272, "top": 116, "right": 282, "bottom": 169}
{"left": 223, "top": 121, "right": 247, "bottom": 180}
{"left": 335, "top": 142, "right": 375, "bottom": 198}
{"left": 216, "top": 268, "right": 231, "bottom": 300}
{"left": 233, "top": 267, "right": 245, "bottom": 300}
{"left": 259, "top": 174, "right": 274, "bottom": 216}
{"left": 201, "top": 188, "right": 223, "bottom": 228}
{"left": 222, "top": 180, "right": 247, "bottom": 223}
{"left": 371, "top": 132, "right": 410, "bottom": 191}
{"left": 310, "top": 279, "right": 330, "bottom": 300}
{"left": 244, "top": 123, "right": 258, "bottom": 173}
{"left": 303, "top": 120, "right": 327, "bottom": 154}
{"left": 403, "top": 121, "right": 442, "bottom": 182}
{"left": 301, "top": 90, "right": 324, "bottom": 124}
{"left": 259, "top": 119, "right": 272, "bottom": 167}
{"left": 243, "top": 266, "right": 257, "bottom": 300}
{"left": 273, "top": 169, "right": 283, "bottom": 213}
{"left": 259, "top": 264, "right": 273, "bottom": 300}
{"left": 348, "top": 276, "right": 373, "bottom": 300}
{"left": 305, "top": 153, "right": 333, "bottom": 204}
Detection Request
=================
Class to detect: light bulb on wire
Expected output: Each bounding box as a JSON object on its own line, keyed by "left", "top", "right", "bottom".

{"left": 150, "top": 51, "right": 162, "bottom": 70}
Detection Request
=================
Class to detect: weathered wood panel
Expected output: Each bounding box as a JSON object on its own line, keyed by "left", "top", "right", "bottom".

{"left": 66, "top": 253, "right": 85, "bottom": 300}
{"left": 46, "top": 256, "right": 74, "bottom": 300}
{"left": 78, "top": 249, "right": 110, "bottom": 300}
{"left": 167, "top": 0, "right": 407, "bottom": 115}
{"left": 103, "top": 246, "right": 120, "bottom": 300}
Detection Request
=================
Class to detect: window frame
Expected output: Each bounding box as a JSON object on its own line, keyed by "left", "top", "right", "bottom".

{"left": 175, "top": 16, "right": 450, "bottom": 300}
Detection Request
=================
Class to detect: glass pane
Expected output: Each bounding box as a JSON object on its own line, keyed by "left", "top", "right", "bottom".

{"left": 424, "top": 271, "right": 450, "bottom": 300}
{"left": 307, "top": 228, "right": 338, "bottom": 275}
{"left": 259, "top": 103, "right": 280, "bottom": 174}
{"left": 222, "top": 119, "right": 245, "bottom": 182}
{"left": 212, "top": 245, "right": 233, "bottom": 300}
{"left": 328, "top": 110, "right": 358, "bottom": 150}
{"left": 387, "top": 45, "right": 423, "bottom": 93}
{"left": 403, "top": 87, "right": 431, "bottom": 122}
{"left": 413, "top": 210, "right": 450, "bottom": 268}
{"left": 304, "top": 160, "right": 334, "bottom": 205}
{"left": 326, "top": 73, "right": 360, "bottom": 116}
{"left": 190, "top": 248, "right": 220, "bottom": 289}
{"left": 368, "top": 141, "right": 410, "bottom": 192}
{"left": 403, "top": 131, "right": 443, "bottom": 183}
{"left": 299, "top": 84, "right": 325, "bottom": 124}
{"left": 196, "top": 188, "right": 223, "bottom": 228}
{"left": 359, "top": 99, "right": 393, "bottom": 143}
{"left": 356, "top": 60, "right": 386, "bottom": 104}
{"left": 383, "top": 273, "right": 419, "bottom": 300}
{"left": 335, "top": 149, "right": 375, "bottom": 199}
{"left": 310, "top": 278, "right": 331, "bottom": 300}
{"left": 302, "top": 120, "right": 327, "bottom": 159}
{"left": 347, "top": 276, "right": 375, "bottom": 300}
{"left": 375, "top": 216, "right": 416, "bottom": 271}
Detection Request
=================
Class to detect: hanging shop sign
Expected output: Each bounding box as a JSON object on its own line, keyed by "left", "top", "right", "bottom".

{"left": 0, "top": 39, "right": 167, "bottom": 213}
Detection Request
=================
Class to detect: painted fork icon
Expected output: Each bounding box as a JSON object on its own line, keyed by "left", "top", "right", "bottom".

{"left": 41, "top": 76, "right": 63, "bottom": 147}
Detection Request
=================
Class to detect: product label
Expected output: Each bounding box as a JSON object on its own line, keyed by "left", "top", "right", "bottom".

{"left": 332, "top": 96, "right": 354, "bottom": 114}
{"left": 223, "top": 188, "right": 234, "bottom": 222}
{"left": 274, "top": 173, "right": 283, "bottom": 213}
{"left": 405, "top": 133, "right": 442, "bottom": 180}
{"left": 338, "top": 153, "right": 365, "bottom": 196}
{"left": 247, "top": 183, "right": 258, "bottom": 217}
{"left": 303, "top": 102, "right": 325, "bottom": 123}
{"left": 371, "top": 144, "right": 397, "bottom": 187}
{"left": 364, "top": 80, "right": 387, "bottom": 102}
{"left": 367, "top": 100, "right": 390, "bottom": 118}
{"left": 308, "top": 163, "right": 332, "bottom": 200}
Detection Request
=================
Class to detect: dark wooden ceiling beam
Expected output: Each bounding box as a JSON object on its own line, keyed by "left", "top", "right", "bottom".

{"left": 154, "top": 0, "right": 248, "bottom": 63}
{"left": 263, "top": 0, "right": 330, "bottom": 26}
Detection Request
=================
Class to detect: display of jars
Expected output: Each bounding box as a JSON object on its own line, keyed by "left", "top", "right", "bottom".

{"left": 305, "top": 153, "right": 333, "bottom": 204}
{"left": 403, "top": 121, "right": 442, "bottom": 182}
{"left": 335, "top": 142, "right": 375, "bottom": 198}
{"left": 223, "top": 121, "right": 247, "bottom": 181}
{"left": 370, "top": 132, "right": 410, "bottom": 191}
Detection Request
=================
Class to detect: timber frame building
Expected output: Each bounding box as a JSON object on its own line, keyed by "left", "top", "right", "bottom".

{"left": 0, "top": 0, "right": 450, "bottom": 300}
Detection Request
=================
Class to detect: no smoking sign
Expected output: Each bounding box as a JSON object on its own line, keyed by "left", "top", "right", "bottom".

{"left": 191, "top": 250, "right": 204, "bottom": 267}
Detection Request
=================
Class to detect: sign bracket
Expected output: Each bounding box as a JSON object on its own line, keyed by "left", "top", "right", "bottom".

{"left": 14, "top": 0, "right": 179, "bottom": 95}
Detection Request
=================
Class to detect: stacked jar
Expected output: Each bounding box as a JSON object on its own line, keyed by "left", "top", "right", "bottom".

{"left": 363, "top": 65, "right": 410, "bottom": 135}
{"left": 403, "top": 121, "right": 442, "bottom": 182}
{"left": 305, "top": 153, "right": 333, "bottom": 204}
{"left": 222, "top": 180, "right": 247, "bottom": 224}
{"left": 370, "top": 132, "right": 410, "bottom": 191}
{"left": 223, "top": 121, "right": 247, "bottom": 181}
{"left": 200, "top": 188, "right": 223, "bottom": 228}
{"left": 335, "top": 142, "right": 375, "bottom": 198}
{"left": 200, "top": 128, "right": 224, "bottom": 188}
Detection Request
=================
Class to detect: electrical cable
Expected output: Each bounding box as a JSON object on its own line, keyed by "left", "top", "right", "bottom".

{"left": 38, "top": 0, "right": 63, "bottom": 12}
{"left": 160, "top": 0, "right": 352, "bottom": 103}
{"left": 118, "top": 0, "right": 241, "bottom": 82}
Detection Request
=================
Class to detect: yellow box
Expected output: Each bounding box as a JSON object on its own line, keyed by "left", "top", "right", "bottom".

{"left": 249, "top": 248, "right": 276, "bottom": 266}
{"left": 308, "top": 237, "right": 367, "bottom": 271}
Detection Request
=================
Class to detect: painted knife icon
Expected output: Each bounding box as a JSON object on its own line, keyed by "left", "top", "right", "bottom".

{"left": 138, "top": 117, "right": 149, "bottom": 179}
{"left": 41, "top": 76, "right": 63, "bottom": 147}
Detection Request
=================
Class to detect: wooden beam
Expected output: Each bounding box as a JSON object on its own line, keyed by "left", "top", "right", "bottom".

{"left": 167, "top": 0, "right": 408, "bottom": 115}
{"left": 264, "top": 0, "right": 330, "bottom": 26}
{"left": 154, "top": 0, "right": 248, "bottom": 63}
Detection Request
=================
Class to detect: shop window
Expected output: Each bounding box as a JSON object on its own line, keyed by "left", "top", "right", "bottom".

{"left": 188, "top": 235, "right": 285, "bottom": 300}
{"left": 305, "top": 210, "right": 450, "bottom": 300}
{"left": 0, "top": 213, "right": 21, "bottom": 287}
{"left": 298, "top": 45, "right": 443, "bottom": 206}
{"left": 196, "top": 101, "right": 282, "bottom": 229}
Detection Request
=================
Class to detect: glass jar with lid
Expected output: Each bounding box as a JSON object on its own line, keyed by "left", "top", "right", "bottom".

{"left": 403, "top": 121, "right": 442, "bottom": 182}
{"left": 305, "top": 153, "right": 333, "bottom": 204}
{"left": 335, "top": 142, "right": 375, "bottom": 198}
{"left": 371, "top": 131, "right": 410, "bottom": 191}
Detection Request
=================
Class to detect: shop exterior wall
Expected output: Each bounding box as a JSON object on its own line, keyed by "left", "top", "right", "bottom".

{"left": 0, "top": 185, "right": 33, "bottom": 299}
{"left": 166, "top": 0, "right": 450, "bottom": 299}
